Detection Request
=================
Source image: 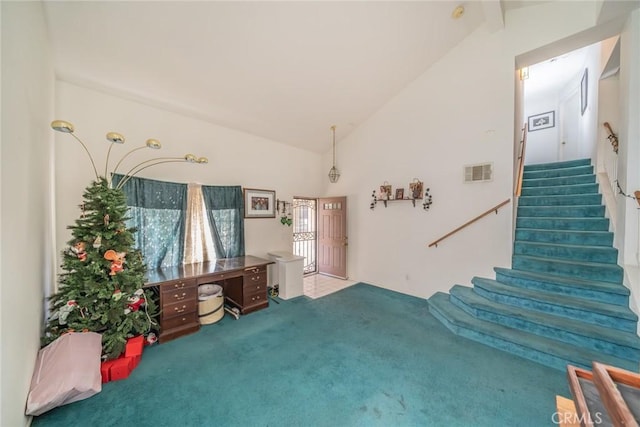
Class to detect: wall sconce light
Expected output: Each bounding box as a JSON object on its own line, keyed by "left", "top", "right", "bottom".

{"left": 328, "top": 125, "right": 340, "bottom": 183}
{"left": 519, "top": 67, "right": 529, "bottom": 80}
{"left": 51, "top": 120, "right": 208, "bottom": 189}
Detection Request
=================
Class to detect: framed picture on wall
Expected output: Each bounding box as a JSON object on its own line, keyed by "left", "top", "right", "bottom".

{"left": 528, "top": 111, "right": 555, "bottom": 132}
{"left": 581, "top": 68, "right": 588, "bottom": 115}
{"left": 243, "top": 188, "right": 276, "bottom": 218}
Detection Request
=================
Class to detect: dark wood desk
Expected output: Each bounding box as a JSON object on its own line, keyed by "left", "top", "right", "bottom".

{"left": 145, "top": 256, "right": 273, "bottom": 343}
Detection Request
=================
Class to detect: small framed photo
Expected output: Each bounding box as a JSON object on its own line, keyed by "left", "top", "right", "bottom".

{"left": 379, "top": 184, "right": 392, "bottom": 200}
{"left": 243, "top": 188, "right": 276, "bottom": 218}
{"left": 409, "top": 180, "right": 424, "bottom": 199}
{"left": 395, "top": 188, "right": 404, "bottom": 200}
{"left": 528, "top": 111, "right": 555, "bottom": 132}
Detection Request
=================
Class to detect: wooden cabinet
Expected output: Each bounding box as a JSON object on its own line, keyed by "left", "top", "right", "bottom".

{"left": 222, "top": 265, "right": 268, "bottom": 314}
{"left": 242, "top": 265, "right": 268, "bottom": 313}
{"left": 157, "top": 278, "right": 199, "bottom": 343}
{"left": 146, "top": 256, "right": 273, "bottom": 343}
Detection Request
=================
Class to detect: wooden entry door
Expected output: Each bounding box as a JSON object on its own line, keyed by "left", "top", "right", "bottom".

{"left": 318, "top": 197, "right": 347, "bottom": 278}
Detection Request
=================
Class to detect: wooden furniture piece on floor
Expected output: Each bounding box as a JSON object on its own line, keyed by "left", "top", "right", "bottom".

{"left": 556, "top": 395, "right": 581, "bottom": 427}
{"left": 144, "top": 256, "right": 273, "bottom": 343}
{"left": 566, "top": 362, "right": 640, "bottom": 427}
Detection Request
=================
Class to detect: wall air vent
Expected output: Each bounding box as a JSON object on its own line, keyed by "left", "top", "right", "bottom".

{"left": 464, "top": 163, "right": 493, "bottom": 183}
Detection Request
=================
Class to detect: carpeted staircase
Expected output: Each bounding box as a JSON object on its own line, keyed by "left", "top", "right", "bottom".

{"left": 428, "top": 158, "right": 640, "bottom": 372}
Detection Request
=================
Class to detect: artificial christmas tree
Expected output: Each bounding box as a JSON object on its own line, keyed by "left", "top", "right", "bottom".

{"left": 44, "top": 120, "right": 208, "bottom": 360}
{"left": 44, "top": 178, "right": 158, "bottom": 359}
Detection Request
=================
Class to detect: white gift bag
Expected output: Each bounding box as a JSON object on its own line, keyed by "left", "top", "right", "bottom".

{"left": 26, "top": 332, "right": 102, "bottom": 416}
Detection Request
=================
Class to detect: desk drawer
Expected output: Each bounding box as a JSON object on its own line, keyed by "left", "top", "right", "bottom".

{"left": 161, "top": 285, "right": 197, "bottom": 304}
{"left": 244, "top": 271, "right": 267, "bottom": 288}
{"left": 162, "top": 312, "right": 198, "bottom": 330}
{"left": 244, "top": 265, "right": 267, "bottom": 276}
{"left": 243, "top": 291, "right": 267, "bottom": 307}
{"left": 162, "top": 300, "right": 197, "bottom": 319}
{"left": 243, "top": 280, "right": 266, "bottom": 295}
{"left": 161, "top": 278, "right": 197, "bottom": 292}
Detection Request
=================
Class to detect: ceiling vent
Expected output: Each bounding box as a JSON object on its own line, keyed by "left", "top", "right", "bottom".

{"left": 464, "top": 163, "right": 493, "bottom": 183}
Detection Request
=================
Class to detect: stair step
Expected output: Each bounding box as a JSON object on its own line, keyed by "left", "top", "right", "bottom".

{"left": 512, "top": 254, "right": 624, "bottom": 284}
{"left": 428, "top": 292, "right": 637, "bottom": 372}
{"left": 514, "top": 241, "right": 618, "bottom": 264}
{"left": 523, "top": 164, "right": 593, "bottom": 180}
{"left": 494, "top": 267, "right": 630, "bottom": 307}
{"left": 516, "top": 217, "right": 610, "bottom": 232}
{"left": 449, "top": 285, "right": 640, "bottom": 361}
{"left": 523, "top": 159, "right": 592, "bottom": 171}
{"left": 518, "top": 193, "right": 602, "bottom": 207}
{"left": 522, "top": 174, "right": 596, "bottom": 188}
{"left": 520, "top": 183, "right": 599, "bottom": 196}
{"left": 517, "top": 205, "right": 605, "bottom": 218}
{"left": 515, "top": 228, "right": 614, "bottom": 246}
{"left": 471, "top": 277, "right": 636, "bottom": 332}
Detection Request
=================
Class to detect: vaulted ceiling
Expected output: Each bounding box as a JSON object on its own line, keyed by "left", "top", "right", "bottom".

{"left": 43, "top": 1, "right": 522, "bottom": 153}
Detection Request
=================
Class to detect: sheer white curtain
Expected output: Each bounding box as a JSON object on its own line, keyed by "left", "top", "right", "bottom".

{"left": 184, "top": 183, "right": 216, "bottom": 264}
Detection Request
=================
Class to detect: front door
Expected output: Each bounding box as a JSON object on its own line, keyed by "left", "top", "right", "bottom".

{"left": 317, "top": 197, "right": 347, "bottom": 279}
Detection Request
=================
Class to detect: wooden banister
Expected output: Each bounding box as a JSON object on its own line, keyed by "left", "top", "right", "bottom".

{"left": 604, "top": 122, "right": 619, "bottom": 153}
{"left": 515, "top": 123, "right": 528, "bottom": 197}
{"left": 428, "top": 199, "right": 511, "bottom": 248}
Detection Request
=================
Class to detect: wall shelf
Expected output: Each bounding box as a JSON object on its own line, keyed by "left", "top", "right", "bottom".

{"left": 369, "top": 188, "right": 433, "bottom": 211}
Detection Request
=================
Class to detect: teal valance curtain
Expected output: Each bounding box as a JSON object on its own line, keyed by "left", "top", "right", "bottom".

{"left": 112, "top": 174, "right": 188, "bottom": 269}
{"left": 201, "top": 185, "right": 245, "bottom": 258}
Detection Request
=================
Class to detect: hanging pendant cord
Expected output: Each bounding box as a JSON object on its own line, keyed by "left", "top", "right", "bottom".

{"left": 331, "top": 125, "right": 336, "bottom": 167}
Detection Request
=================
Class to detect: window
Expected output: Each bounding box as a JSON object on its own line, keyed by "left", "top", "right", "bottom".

{"left": 113, "top": 174, "right": 244, "bottom": 269}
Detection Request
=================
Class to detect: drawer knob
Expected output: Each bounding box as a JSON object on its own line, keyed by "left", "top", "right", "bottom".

{"left": 174, "top": 282, "right": 185, "bottom": 289}
{"left": 252, "top": 276, "right": 261, "bottom": 281}
{"left": 174, "top": 292, "right": 187, "bottom": 300}
{"left": 175, "top": 305, "right": 187, "bottom": 313}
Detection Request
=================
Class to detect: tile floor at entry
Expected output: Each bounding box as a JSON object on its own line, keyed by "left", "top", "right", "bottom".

{"left": 303, "top": 274, "right": 356, "bottom": 299}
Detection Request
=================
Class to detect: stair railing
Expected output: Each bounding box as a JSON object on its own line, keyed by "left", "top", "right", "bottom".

{"left": 515, "top": 122, "right": 528, "bottom": 197}
{"left": 428, "top": 198, "right": 511, "bottom": 248}
{"left": 603, "top": 122, "right": 619, "bottom": 154}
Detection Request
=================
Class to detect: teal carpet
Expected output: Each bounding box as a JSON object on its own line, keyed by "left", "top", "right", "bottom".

{"left": 33, "top": 283, "right": 568, "bottom": 426}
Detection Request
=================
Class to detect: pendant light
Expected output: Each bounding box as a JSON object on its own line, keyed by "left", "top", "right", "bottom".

{"left": 328, "top": 125, "right": 340, "bottom": 183}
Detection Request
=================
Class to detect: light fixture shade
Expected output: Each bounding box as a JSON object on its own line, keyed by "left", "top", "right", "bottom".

{"left": 146, "top": 139, "right": 161, "bottom": 149}
{"left": 106, "top": 132, "right": 125, "bottom": 144}
{"left": 328, "top": 166, "right": 340, "bottom": 183}
{"left": 51, "top": 120, "right": 75, "bottom": 133}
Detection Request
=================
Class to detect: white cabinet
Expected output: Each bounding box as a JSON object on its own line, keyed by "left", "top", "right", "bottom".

{"left": 268, "top": 251, "right": 305, "bottom": 300}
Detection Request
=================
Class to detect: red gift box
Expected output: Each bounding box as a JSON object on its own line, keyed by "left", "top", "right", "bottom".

{"left": 100, "top": 360, "right": 116, "bottom": 383}
{"left": 109, "top": 356, "right": 132, "bottom": 381}
{"left": 125, "top": 335, "right": 144, "bottom": 358}
{"left": 100, "top": 336, "right": 145, "bottom": 383}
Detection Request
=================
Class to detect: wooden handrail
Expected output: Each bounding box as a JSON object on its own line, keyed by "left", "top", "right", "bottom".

{"left": 515, "top": 122, "right": 528, "bottom": 197}
{"left": 604, "top": 122, "right": 619, "bottom": 154}
{"left": 428, "top": 199, "right": 511, "bottom": 248}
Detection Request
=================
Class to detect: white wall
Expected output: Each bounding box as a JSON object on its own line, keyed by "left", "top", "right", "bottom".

{"left": 616, "top": 9, "right": 640, "bottom": 269}
{"left": 54, "top": 82, "right": 325, "bottom": 268}
{"left": 581, "top": 42, "right": 602, "bottom": 162}
{"left": 320, "top": 1, "right": 604, "bottom": 299}
{"left": 524, "top": 95, "right": 560, "bottom": 164}
{"left": 1, "top": 2, "right": 55, "bottom": 426}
